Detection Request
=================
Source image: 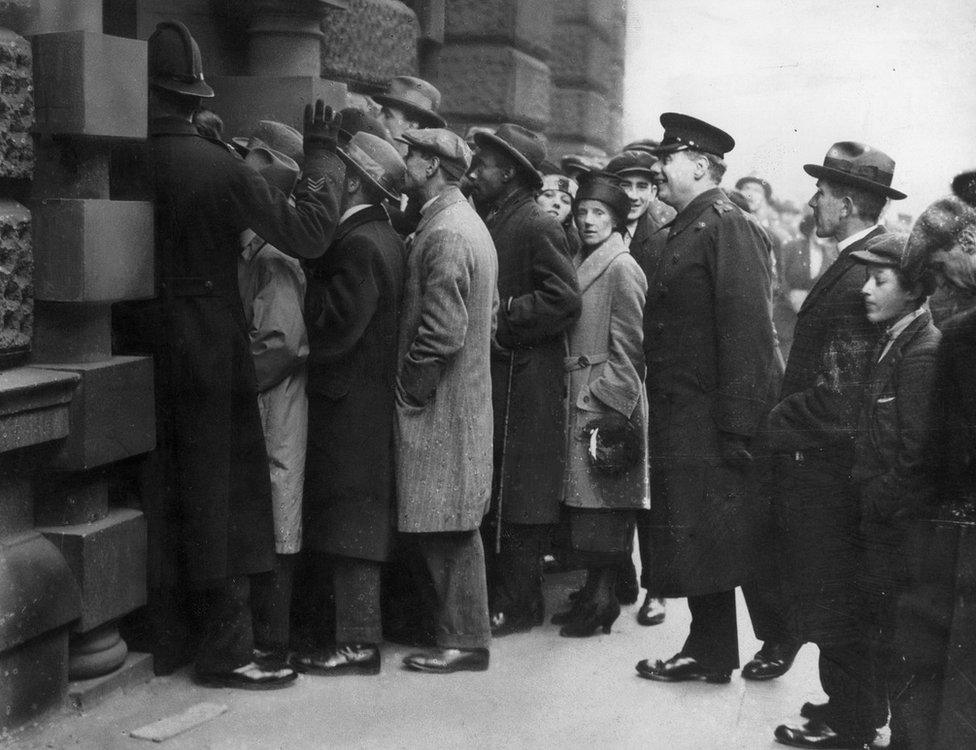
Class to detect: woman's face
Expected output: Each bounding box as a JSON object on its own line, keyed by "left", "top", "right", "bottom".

{"left": 536, "top": 189, "right": 572, "bottom": 224}
{"left": 575, "top": 199, "right": 615, "bottom": 247}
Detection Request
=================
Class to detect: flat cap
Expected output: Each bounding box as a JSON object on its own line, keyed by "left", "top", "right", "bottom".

{"left": 605, "top": 149, "right": 657, "bottom": 177}
{"left": 850, "top": 232, "right": 909, "bottom": 267}
{"left": 397, "top": 128, "right": 472, "bottom": 180}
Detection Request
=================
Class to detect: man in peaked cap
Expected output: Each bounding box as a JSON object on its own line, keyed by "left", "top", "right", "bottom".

{"left": 468, "top": 123, "right": 582, "bottom": 637}
{"left": 295, "top": 132, "right": 408, "bottom": 676}
{"left": 374, "top": 75, "right": 446, "bottom": 157}
{"left": 393, "top": 128, "right": 498, "bottom": 673}
{"left": 141, "top": 20, "right": 345, "bottom": 689}
{"left": 634, "top": 113, "right": 788, "bottom": 686}
{"left": 768, "top": 141, "right": 906, "bottom": 749}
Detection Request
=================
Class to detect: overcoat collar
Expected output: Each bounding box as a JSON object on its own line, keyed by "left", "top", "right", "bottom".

{"left": 573, "top": 232, "right": 628, "bottom": 293}
{"left": 666, "top": 187, "right": 726, "bottom": 239}
{"left": 334, "top": 202, "right": 390, "bottom": 243}
{"left": 486, "top": 186, "right": 533, "bottom": 227}
{"left": 414, "top": 185, "right": 468, "bottom": 236}
{"left": 868, "top": 309, "right": 932, "bottom": 399}
{"left": 799, "top": 225, "right": 884, "bottom": 315}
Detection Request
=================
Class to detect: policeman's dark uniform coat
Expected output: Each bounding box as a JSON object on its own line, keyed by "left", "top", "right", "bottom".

{"left": 148, "top": 117, "right": 344, "bottom": 587}
{"left": 488, "top": 187, "right": 581, "bottom": 525}
{"left": 644, "top": 188, "right": 779, "bottom": 597}
{"left": 303, "top": 203, "right": 406, "bottom": 562}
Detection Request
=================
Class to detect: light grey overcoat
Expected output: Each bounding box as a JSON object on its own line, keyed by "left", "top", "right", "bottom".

{"left": 395, "top": 186, "right": 499, "bottom": 532}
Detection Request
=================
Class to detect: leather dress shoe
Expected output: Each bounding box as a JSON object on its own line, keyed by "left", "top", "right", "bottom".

{"left": 635, "top": 654, "right": 731, "bottom": 684}
{"left": 195, "top": 661, "right": 298, "bottom": 690}
{"left": 402, "top": 648, "right": 489, "bottom": 674}
{"left": 490, "top": 611, "right": 533, "bottom": 637}
{"left": 742, "top": 641, "right": 799, "bottom": 681}
{"left": 774, "top": 723, "right": 873, "bottom": 748}
{"left": 800, "top": 701, "right": 829, "bottom": 723}
{"left": 291, "top": 644, "right": 380, "bottom": 676}
{"left": 636, "top": 594, "right": 666, "bottom": 626}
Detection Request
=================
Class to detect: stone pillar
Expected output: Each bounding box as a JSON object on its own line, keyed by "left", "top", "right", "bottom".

{"left": 246, "top": 0, "right": 347, "bottom": 77}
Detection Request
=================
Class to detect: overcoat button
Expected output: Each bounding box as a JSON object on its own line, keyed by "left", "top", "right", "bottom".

{"left": 578, "top": 355, "right": 589, "bottom": 367}
{"left": 583, "top": 395, "right": 590, "bottom": 403}
{"left": 204, "top": 280, "right": 214, "bottom": 291}
{"left": 671, "top": 255, "right": 678, "bottom": 263}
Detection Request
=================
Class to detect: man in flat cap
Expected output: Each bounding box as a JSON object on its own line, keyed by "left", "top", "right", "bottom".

{"left": 467, "top": 124, "right": 581, "bottom": 636}
{"left": 139, "top": 20, "right": 344, "bottom": 689}
{"left": 769, "top": 142, "right": 906, "bottom": 749}
{"left": 394, "top": 128, "right": 498, "bottom": 673}
{"left": 634, "top": 113, "right": 784, "bottom": 685}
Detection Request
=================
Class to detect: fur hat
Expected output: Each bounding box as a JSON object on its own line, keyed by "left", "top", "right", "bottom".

{"left": 582, "top": 414, "right": 642, "bottom": 476}
{"left": 904, "top": 196, "right": 976, "bottom": 294}
{"left": 951, "top": 169, "right": 976, "bottom": 208}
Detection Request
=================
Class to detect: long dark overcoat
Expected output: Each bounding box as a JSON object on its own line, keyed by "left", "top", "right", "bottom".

{"left": 146, "top": 116, "right": 344, "bottom": 586}
{"left": 643, "top": 188, "right": 780, "bottom": 597}
{"left": 303, "top": 204, "right": 405, "bottom": 561}
{"left": 487, "top": 188, "right": 581, "bottom": 525}
{"left": 768, "top": 226, "right": 884, "bottom": 645}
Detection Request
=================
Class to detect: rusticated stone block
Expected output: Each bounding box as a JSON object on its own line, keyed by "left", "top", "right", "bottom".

{"left": 320, "top": 0, "right": 418, "bottom": 88}
{"left": 444, "top": 0, "right": 552, "bottom": 60}
{"left": 0, "top": 366, "right": 77, "bottom": 454}
{"left": 31, "top": 199, "right": 154, "bottom": 303}
{"left": 31, "top": 356, "right": 155, "bottom": 471}
{"left": 32, "top": 31, "right": 146, "bottom": 139}
{"left": 438, "top": 44, "right": 550, "bottom": 129}
{"left": 0, "top": 200, "right": 31, "bottom": 367}
{"left": 209, "top": 75, "right": 346, "bottom": 143}
{"left": 551, "top": 19, "right": 614, "bottom": 94}
{"left": 0, "top": 628, "right": 69, "bottom": 735}
{"left": 0, "top": 1, "right": 33, "bottom": 32}
{"left": 555, "top": 0, "right": 618, "bottom": 40}
{"left": 39, "top": 507, "right": 146, "bottom": 633}
{"left": 33, "top": 303, "right": 112, "bottom": 363}
{"left": 0, "top": 28, "right": 33, "bottom": 179}
{"left": 35, "top": 475, "right": 109, "bottom": 527}
{"left": 550, "top": 87, "right": 610, "bottom": 150}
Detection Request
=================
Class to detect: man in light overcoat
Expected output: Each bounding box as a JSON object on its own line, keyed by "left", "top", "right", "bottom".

{"left": 394, "top": 128, "right": 498, "bottom": 673}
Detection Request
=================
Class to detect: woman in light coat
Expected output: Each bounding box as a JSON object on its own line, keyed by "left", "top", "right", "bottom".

{"left": 554, "top": 175, "right": 649, "bottom": 637}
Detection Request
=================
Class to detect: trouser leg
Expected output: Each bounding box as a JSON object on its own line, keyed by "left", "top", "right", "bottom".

{"left": 195, "top": 575, "right": 253, "bottom": 674}
{"left": 819, "top": 642, "right": 886, "bottom": 740}
{"left": 333, "top": 556, "right": 383, "bottom": 644}
{"left": 682, "top": 590, "right": 739, "bottom": 671}
{"left": 415, "top": 530, "right": 491, "bottom": 650}
{"left": 636, "top": 509, "right": 653, "bottom": 590}
{"left": 250, "top": 553, "right": 296, "bottom": 652}
{"left": 742, "top": 578, "right": 795, "bottom": 645}
{"left": 494, "top": 523, "right": 547, "bottom": 620}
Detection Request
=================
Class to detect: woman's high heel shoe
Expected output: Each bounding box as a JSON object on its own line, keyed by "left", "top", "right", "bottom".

{"left": 558, "top": 600, "right": 620, "bottom": 638}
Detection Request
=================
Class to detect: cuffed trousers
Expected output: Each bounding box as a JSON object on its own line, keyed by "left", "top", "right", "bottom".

{"left": 681, "top": 590, "right": 740, "bottom": 671}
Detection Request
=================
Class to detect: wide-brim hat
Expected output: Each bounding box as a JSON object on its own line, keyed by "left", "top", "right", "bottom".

{"left": 339, "top": 131, "right": 406, "bottom": 203}
{"left": 574, "top": 173, "right": 631, "bottom": 228}
{"left": 338, "top": 107, "right": 391, "bottom": 146}
{"left": 803, "top": 141, "right": 906, "bottom": 200}
{"left": 244, "top": 146, "right": 300, "bottom": 197}
{"left": 652, "top": 113, "right": 734, "bottom": 158}
{"left": 232, "top": 120, "right": 304, "bottom": 166}
{"left": 605, "top": 149, "right": 657, "bottom": 178}
{"left": 474, "top": 123, "right": 546, "bottom": 189}
{"left": 373, "top": 76, "right": 446, "bottom": 129}
{"left": 148, "top": 21, "right": 214, "bottom": 98}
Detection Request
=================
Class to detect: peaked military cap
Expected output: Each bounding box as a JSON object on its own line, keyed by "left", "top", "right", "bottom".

{"left": 148, "top": 21, "right": 214, "bottom": 98}
{"left": 653, "top": 113, "right": 734, "bottom": 158}
{"left": 474, "top": 123, "right": 547, "bottom": 189}
{"left": 804, "top": 142, "right": 906, "bottom": 200}
{"left": 605, "top": 150, "right": 657, "bottom": 177}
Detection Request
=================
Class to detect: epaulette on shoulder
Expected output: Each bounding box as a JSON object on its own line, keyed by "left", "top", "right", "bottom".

{"left": 712, "top": 200, "right": 734, "bottom": 215}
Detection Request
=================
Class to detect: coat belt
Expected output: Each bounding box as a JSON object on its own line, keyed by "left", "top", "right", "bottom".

{"left": 564, "top": 352, "right": 609, "bottom": 372}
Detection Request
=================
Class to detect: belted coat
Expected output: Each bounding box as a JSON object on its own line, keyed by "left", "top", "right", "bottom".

{"left": 563, "top": 232, "right": 649, "bottom": 511}
{"left": 487, "top": 189, "right": 581, "bottom": 526}
{"left": 643, "top": 188, "right": 780, "bottom": 597}
{"left": 395, "top": 187, "right": 498, "bottom": 533}
{"left": 303, "top": 204, "right": 406, "bottom": 561}
{"left": 143, "top": 116, "right": 344, "bottom": 586}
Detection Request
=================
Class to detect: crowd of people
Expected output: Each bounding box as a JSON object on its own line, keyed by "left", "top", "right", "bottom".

{"left": 130, "top": 20, "right": 976, "bottom": 750}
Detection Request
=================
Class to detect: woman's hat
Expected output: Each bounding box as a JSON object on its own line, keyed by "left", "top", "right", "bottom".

{"left": 148, "top": 21, "right": 214, "bottom": 98}
{"left": 803, "top": 141, "right": 906, "bottom": 200}
{"left": 372, "top": 76, "right": 446, "bottom": 128}
{"left": 474, "top": 123, "right": 547, "bottom": 189}
{"left": 903, "top": 196, "right": 976, "bottom": 292}
{"left": 582, "top": 414, "right": 642, "bottom": 476}
{"left": 339, "top": 132, "right": 407, "bottom": 202}
{"left": 540, "top": 173, "right": 578, "bottom": 199}
{"left": 575, "top": 174, "right": 631, "bottom": 227}
{"left": 244, "top": 146, "right": 300, "bottom": 197}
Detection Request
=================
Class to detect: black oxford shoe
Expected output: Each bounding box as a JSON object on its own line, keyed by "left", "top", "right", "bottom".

{"left": 291, "top": 644, "right": 381, "bottom": 676}
{"left": 635, "top": 654, "right": 731, "bottom": 684}
{"left": 490, "top": 611, "right": 533, "bottom": 637}
{"left": 402, "top": 648, "right": 489, "bottom": 674}
{"left": 636, "top": 593, "right": 666, "bottom": 626}
{"left": 774, "top": 723, "right": 873, "bottom": 749}
{"left": 742, "top": 641, "right": 799, "bottom": 681}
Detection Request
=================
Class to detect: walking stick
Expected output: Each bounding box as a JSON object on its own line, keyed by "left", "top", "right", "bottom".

{"left": 494, "top": 351, "right": 516, "bottom": 555}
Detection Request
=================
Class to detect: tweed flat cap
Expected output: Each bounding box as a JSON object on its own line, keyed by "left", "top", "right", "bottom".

{"left": 397, "top": 128, "right": 472, "bottom": 180}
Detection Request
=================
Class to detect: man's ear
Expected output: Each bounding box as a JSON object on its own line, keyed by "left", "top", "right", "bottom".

{"left": 500, "top": 164, "right": 518, "bottom": 184}
{"left": 427, "top": 154, "right": 440, "bottom": 178}
{"left": 345, "top": 174, "right": 362, "bottom": 194}
{"left": 691, "top": 153, "right": 708, "bottom": 180}
{"left": 840, "top": 195, "right": 855, "bottom": 219}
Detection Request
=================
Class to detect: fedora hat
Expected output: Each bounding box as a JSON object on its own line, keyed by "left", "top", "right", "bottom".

{"left": 804, "top": 142, "right": 906, "bottom": 200}
{"left": 373, "top": 76, "right": 446, "bottom": 128}
{"left": 233, "top": 120, "right": 304, "bottom": 166}
{"left": 148, "top": 21, "right": 214, "bottom": 99}
{"left": 338, "top": 107, "right": 391, "bottom": 146}
{"left": 474, "top": 123, "right": 546, "bottom": 189}
{"left": 244, "top": 146, "right": 300, "bottom": 197}
{"left": 339, "top": 131, "right": 406, "bottom": 202}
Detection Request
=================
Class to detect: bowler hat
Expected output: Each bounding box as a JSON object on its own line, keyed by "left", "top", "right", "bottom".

{"left": 582, "top": 413, "right": 642, "bottom": 476}
{"left": 148, "top": 21, "right": 214, "bottom": 99}
{"left": 233, "top": 120, "right": 304, "bottom": 166}
{"left": 850, "top": 232, "right": 908, "bottom": 267}
{"left": 338, "top": 108, "right": 391, "bottom": 146}
{"left": 474, "top": 124, "right": 547, "bottom": 189}
{"left": 804, "top": 142, "right": 906, "bottom": 200}
{"left": 605, "top": 150, "right": 657, "bottom": 178}
{"left": 397, "top": 128, "right": 472, "bottom": 181}
{"left": 373, "top": 76, "right": 446, "bottom": 128}
{"left": 574, "top": 174, "right": 631, "bottom": 228}
{"left": 653, "top": 113, "right": 734, "bottom": 158}
{"left": 244, "top": 146, "right": 300, "bottom": 197}
{"left": 339, "top": 131, "right": 406, "bottom": 203}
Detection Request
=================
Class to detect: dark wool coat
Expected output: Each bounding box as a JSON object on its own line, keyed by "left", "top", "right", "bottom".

{"left": 145, "top": 116, "right": 344, "bottom": 586}
{"left": 627, "top": 210, "right": 666, "bottom": 283}
{"left": 643, "top": 188, "right": 780, "bottom": 597}
{"left": 487, "top": 188, "right": 581, "bottom": 525}
{"left": 303, "top": 204, "right": 405, "bottom": 561}
{"left": 768, "top": 226, "right": 885, "bottom": 645}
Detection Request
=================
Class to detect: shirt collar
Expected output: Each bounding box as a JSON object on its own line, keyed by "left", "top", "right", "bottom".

{"left": 885, "top": 305, "right": 926, "bottom": 341}
{"left": 837, "top": 224, "right": 882, "bottom": 252}
{"left": 339, "top": 203, "right": 371, "bottom": 225}
{"left": 420, "top": 194, "right": 439, "bottom": 214}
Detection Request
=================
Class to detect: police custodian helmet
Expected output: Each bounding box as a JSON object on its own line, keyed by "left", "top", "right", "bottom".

{"left": 148, "top": 20, "right": 214, "bottom": 99}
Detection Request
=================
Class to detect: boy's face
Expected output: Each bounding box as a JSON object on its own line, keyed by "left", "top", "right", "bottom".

{"left": 861, "top": 265, "right": 916, "bottom": 324}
